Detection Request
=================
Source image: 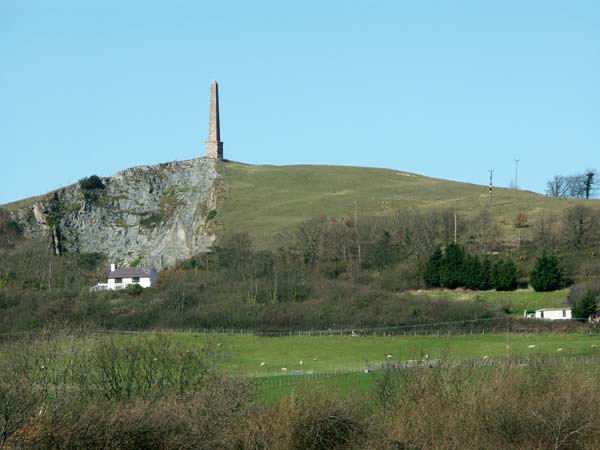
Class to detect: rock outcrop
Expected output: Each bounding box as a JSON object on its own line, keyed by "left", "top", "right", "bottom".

{"left": 11, "top": 158, "right": 222, "bottom": 270}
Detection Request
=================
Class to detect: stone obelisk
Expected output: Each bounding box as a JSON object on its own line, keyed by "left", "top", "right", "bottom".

{"left": 205, "top": 80, "right": 224, "bottom": 160}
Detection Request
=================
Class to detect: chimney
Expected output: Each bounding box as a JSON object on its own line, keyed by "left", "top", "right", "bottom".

{"left": 110, "top": 263, "right": 116, "bottom": 272}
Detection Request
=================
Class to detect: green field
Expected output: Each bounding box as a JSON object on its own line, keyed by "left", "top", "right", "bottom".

{"left": 173, "top": 332, "right": 600, "bottom": 376}
{"left": 217, "top": 161, "right": 600, "bottom": 249}
{"left": 410, "top": 288, "right": 570, "bottom": 315}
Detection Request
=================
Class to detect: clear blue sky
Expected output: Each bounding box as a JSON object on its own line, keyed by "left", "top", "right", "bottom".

{"left": 1, "top": 0, "right": 599, "bottom": 204}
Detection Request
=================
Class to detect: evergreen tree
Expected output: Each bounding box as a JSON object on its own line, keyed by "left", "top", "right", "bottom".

{"left": 479, "top": 257, "right": 493, "bottom": 290}
{"left": 463, "top": 254, "right": 483, "bottom": 290}
{"left": 491, "top": 259, "right": 518, "bottom": 291}
{"left": 572, "top": 290, "right": 598, "bottom": 321}
{"left": 423, "top": 248, "right": 442, "bottom": 287}
{"left": 439, "top": 243, "right": 466, "bottom": 289}
{"left": 530, "top": 253, "right": 564, "bottom": 292}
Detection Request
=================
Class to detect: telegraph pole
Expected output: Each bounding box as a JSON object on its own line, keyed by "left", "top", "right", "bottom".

{"left": 454, "top": 212, "right": 457, "bottom": 244}
{"left": 489, "top": 170, "right": 494, "bottom": 207}
{"left": 514, "top": 159, "right": 519, "bottom": 189}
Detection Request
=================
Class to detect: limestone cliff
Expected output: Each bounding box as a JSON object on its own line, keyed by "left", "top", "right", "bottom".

{"left": 10, "top": 158, "right": 222, "bottom": 270}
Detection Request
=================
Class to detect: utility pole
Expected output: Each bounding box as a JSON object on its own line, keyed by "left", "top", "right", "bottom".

{"left": 488, "top": 170, "right": 494, "bottom": 207}
{"left": 454, "top": 212, "right": 457, "bottom": 244}
{"left": 514, "top": 159, "right": 519, "bottom": 189}
{"left": 354, "top": 200, "right": 361, "bottom": 266}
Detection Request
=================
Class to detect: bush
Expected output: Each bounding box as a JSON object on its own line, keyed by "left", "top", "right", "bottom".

{"left": 139, "top": 212, "right": 162, "bottom": 229}
{"left": 530, "top": 253, "right": 565, "bottom": 292}
{"left": 125, "top": 283, "right": 143, "bottom": 296}
{"left": 79, "top": 175, "right": 106, "bottom": 205}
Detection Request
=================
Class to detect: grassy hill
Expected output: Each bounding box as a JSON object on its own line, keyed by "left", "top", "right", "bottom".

{"left": 217, "top": 161, "right": 600, "bottom": 249}
{"left": 4, "top": 160, "right": 599, "bottom": 251}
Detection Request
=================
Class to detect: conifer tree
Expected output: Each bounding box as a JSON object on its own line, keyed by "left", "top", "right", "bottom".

{"left": 423, "top": 248, "right": 442, "bottom": 287}
{"left": 572, "top": 290, "right": 598, "bottom": 321}
{"left": 439, "top": 243, "right": 466, "bottom": 289}
{"left": 491, "top": 259, "right": 518, "bottom": 291}
{"left": 530, "top": 253, "right": 564, "bottom": 292}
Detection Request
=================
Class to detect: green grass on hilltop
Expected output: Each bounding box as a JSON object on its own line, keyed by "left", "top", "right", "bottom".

{"left": 217, "top": 161, "right": 600, "bottom": 249}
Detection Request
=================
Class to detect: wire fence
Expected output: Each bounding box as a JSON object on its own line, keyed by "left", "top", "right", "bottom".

{"left": 1, "top": 316, "right": 599, "bottom": 342}
{"left": 253, "top": 352, "right": 600, "bottom": 390}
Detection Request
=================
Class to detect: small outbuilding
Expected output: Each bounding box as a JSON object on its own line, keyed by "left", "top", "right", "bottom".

{"left": 524, "top": 308, "right": 572, "bottom": 320}
{"left": 90, "top": 263, "right": 157, "bottom": 291}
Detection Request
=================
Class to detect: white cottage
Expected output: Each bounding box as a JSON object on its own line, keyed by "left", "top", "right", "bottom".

{"left": 91, "top": 264, "right": 157, "bottom": 291}
{"left": 525, "top": 308, "right": 572, "bottom": 320}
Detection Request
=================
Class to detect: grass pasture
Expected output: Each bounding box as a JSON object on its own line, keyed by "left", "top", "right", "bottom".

{"left": 410, "top": 288, "right": 570, "bottom": 315}
{"left": 175, "top": 331, "right": 600, "bottom": 376}
{"left": 217, "top": 161, "right": 600, "bottom": 249}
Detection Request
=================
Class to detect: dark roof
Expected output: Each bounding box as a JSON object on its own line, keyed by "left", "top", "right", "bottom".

{"left": 108, "top": 267, "right": 151, "bottom": 279}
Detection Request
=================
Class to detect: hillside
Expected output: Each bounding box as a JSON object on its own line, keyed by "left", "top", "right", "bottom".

{"left": 217, "top": 161, "right": 600, "bottom": 249}
{"left": 4, "top": 159, "right": 600, "bottom": 263}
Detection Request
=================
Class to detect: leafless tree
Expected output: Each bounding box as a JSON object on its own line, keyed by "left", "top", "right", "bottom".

{"left": 546, "top": 175, "right": 570, "bottom": 198}
{"left": 547, "top": 170, "right": 597, "bottom": 199}
{"left": 561, "top": 205, "right": 600, "bottom": 249}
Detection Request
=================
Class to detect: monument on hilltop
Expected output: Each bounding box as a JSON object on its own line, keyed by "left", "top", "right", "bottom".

{"left": 205, "top": 80, "right": 224, "bottom": 160}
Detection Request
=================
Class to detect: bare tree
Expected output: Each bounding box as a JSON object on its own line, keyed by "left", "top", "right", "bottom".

{"left": 561, "top": 205, "right": 600, "bottom": 249}
{"left": 546, "top": 175, "right": 569, "bottom": 197}
{"left": 547, "top": 170, "right": 597, "bottom": 199}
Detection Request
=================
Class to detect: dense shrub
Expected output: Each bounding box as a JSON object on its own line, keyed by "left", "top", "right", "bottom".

{"left": 530, "top": 253, "right": 565, "bottom": 291}
{"left": 79, "top": 175, "right": 106, "bottom": 205}
{"left": 0, "top": 209, "right": 22, "bottom": 250}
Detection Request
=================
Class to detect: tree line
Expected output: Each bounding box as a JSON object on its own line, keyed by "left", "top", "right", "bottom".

{"left": 546, "top": 169, "right": 597, "bottom": 199}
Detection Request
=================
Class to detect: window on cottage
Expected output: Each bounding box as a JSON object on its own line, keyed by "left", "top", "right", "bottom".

{"left": 540, "top": 311, "right": 544, "bottom": 318}
{"left": 563, "top": 310, "right": 566, "bottom": 317}
{"left": 115, "top": 277, "right": 123, "bottom": 284}
{"left": 133, "top": 277, "right": 140, "bottom": 283}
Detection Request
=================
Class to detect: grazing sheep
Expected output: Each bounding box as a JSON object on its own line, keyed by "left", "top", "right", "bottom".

{"left": 281, "top": 367, "right": 287, "bottom": 372}
{"left": 260, "top": 362, "right": 266, "bottom": 367}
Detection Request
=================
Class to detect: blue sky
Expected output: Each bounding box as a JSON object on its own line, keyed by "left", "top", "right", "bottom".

{"left": 1, "top": 0, "right": 599, "bottom": 204}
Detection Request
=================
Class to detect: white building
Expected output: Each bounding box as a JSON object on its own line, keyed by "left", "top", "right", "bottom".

{"left": 90, "top": 263, "right": 157, "bottom": 291}
{"left": 524, "top": 308, "right": 572, "bottom": 320}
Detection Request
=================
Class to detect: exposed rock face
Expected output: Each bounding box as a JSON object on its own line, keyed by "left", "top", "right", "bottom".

{"left": 11, "top": 158, "right": 221, "bottom": 270}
